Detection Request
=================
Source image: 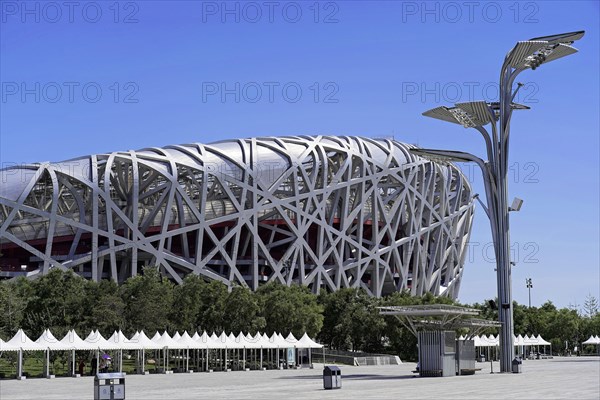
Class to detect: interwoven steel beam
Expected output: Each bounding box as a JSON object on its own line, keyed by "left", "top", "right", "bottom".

{"left": 0, "top": 136, "right": 474, "bottom": 298}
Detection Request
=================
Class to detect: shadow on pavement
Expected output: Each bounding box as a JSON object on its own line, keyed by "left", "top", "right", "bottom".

{"left": 278, "top": 374, "right": 416, "bottom": 381}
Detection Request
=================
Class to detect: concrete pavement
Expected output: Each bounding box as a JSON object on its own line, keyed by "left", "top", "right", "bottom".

{"left": 1, "top": 357, "right": 599, "bottom": 399}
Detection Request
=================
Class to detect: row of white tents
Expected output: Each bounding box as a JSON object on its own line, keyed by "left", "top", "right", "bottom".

{"left": 461, "top": 334, "right": 600, "bottom": 359}
{"left": 0, "top": 329, "right": 323, "bottom": 351}
{"left": 463, "top": 334, "right": 600, "bottom": 348}
{"left": 460, "top": 333, "right": 554, "bottom": 360}
{"left": 0, "top": 329, "right": 323, "bottom": 379}
{"left": 582, "top": 335, "right": 600, "bottom": 345}
{"left": 459, "top": 334, "right": 552, "bottom": 348}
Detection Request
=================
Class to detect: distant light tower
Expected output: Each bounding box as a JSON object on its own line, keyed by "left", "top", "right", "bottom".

{"left": 526, "top": 278, "right": 533, "bottom": 308}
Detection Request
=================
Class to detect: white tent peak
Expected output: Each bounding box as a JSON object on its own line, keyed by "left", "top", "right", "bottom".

{"left": 60, "top": 330, "right": 95, "bottom": 350}
{"left": 8, "top": 329, "right": 46, "bottom": 351}
{"left": 285, "top": 332, "right": 298, "bottom": 342}
{"left": 37, "top": 329, "right": 61, "bottom": 344}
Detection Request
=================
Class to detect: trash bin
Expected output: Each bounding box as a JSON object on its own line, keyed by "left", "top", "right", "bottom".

{"left": 94, "top": 372, "right": 126, "bottom": 400}
{"left": 323, "top": 366, "right": 341, "bottom": 390}
{"left": 511, "top": 357, "right": 522, "bottom": 374}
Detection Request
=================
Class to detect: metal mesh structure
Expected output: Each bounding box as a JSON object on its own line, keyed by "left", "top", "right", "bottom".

{"left": 0, "top": 136, "right": 474, "bottom": 298}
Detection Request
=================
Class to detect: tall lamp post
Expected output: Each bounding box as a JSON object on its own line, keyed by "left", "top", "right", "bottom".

{"left": 410, "top": 31, "right": 585, "bottom": 373}
{"left": 526, "top": 278, "right": 533, "bottom": 308}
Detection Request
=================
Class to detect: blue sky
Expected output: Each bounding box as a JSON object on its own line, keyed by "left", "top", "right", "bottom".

{"left": 1, "top": 0, "right": 598, "bottom": 309}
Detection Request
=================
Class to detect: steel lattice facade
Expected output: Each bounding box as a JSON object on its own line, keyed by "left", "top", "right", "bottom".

{"left": 0, "top": 136, "right": 474, "bottom": 298}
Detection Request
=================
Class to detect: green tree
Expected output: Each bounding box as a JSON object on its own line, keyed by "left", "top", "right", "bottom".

{"left": 512, "top": 301, "right": 530, "bottom": 335}
{"left": 83, "top": 279, "right": 126, "bottom": 337}
{"left": 528, "top": 301, "right": 557, "bottom": 337}
{"left": 580, "top": 295, "right": 600, "bottom": 353}
{"left": 21, "top": 268, "right": 87, "bottom": 338}
{"left": 581, "top": 312, "right": 600, "bottom": 353}
{"left": 170, "top": 274, "right": 207, "bottom": 333}
{"left": 222, "top": 286, "right": 265, "bottom": 334}
{"left": 0, "top": 279, "right": 28, "bottom": 339}
{"left": 258, "top": 283, "right": 323, "bottom": 337}
{"left": 319, "top": 288, "right": 386, "bottom": 352}
{"left": 120, "top": 266, "right": 174, "bottom": 335}
{"left": 196, "top": 280, "right": 228, "bottom": 333}
{"left": 546, "top": 308, "right": 580, "bottom": 350}
{"left": 583, "top": 294, "right": 599, "bottom": 318}
{"left": 471, "top": 299, "right": 592, "bottom": 356}
{"left": 469, "top": 299, "right": 500, "bottom": 336}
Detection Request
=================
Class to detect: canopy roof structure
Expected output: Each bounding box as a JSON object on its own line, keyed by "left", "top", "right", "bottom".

{"left": 379, "top": 304, "right": 480, "bottom": 317}
{"left": 379, "top": 305, "right": 501, "bottom": 337}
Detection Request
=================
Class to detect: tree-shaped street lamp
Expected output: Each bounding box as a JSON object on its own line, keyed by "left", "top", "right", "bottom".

{"left": 410, "top": 31, "right": 585, "bottom": 373}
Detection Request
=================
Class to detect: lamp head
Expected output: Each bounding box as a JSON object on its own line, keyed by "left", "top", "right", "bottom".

{"left": 506, "top": 30, "right": 585, "bottom": 71}
{"left": 423, "top": 101, "right": 495, "bottom": 128}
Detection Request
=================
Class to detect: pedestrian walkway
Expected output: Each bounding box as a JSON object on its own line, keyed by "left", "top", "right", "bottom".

{"left": 1, "top": 357, "right": 599, "bottom": 399}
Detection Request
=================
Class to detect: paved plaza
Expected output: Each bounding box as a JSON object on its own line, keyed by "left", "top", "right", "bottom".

{"left": 1, "top": 357, "right": 599, "bottom": 400}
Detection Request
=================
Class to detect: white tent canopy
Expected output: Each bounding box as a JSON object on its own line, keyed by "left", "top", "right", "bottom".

{"left": 129, "top": 330, "right": 161, "bottom": 349}
{"left": 472, "top": 334, "right": 499, "bottom": 347}
{"left": 36, "top": 329, "right": 70, "bottom": 351}
{"left": 269, "top": 332, "right": 289, "bottom": 348}
{"left": 85, "top": 330, "right": 117, "bottom": 350}
{"left": 297, "top": 333, "right": 324, "bottom": 349}
{"left": 582, "top": 335, "right": 600, "bottom": 345}
{"left": 107, "top": 330, "right": 138, "bottom": 350}
{"left": 535, "top": 334, "right": 551, "bottom": 346}
{"left": 153, "top": 331, "right": 185, "bottom": 349}
{"left": 60, "top": 330, "right": 97, "bottom": 350}
{"left": 177, "top": 331, "right": 199, "bottom": 349}
{"left": 7, "top": 329, "right": 46, "bottom": 351}
{"left": 4, "top": 330, "right": 46, "bottom": 378}
{"left": 226, "top": 332, "right": 242, "bottom": 349}
{"left": 514, "top": 334, "right": 525, "bottom": 346}
{"left": 0, "top": 338, "right": 20, "bottom": 352}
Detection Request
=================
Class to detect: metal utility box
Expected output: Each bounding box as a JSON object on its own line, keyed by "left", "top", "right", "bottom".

{"left": 456, "top": 339, "right": 476, "bottom": 375}
{"left": 94, "top": 372, "right": 126, "bottom": 400}
{"left": 323, "top": 366, "right": 342, "bottom": 389}
{"left": 418, "top": 331, "right": 456, "bottom": 377}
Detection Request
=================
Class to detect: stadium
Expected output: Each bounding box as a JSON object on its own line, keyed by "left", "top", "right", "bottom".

{"left": 0, "top": 136, "right": 474, "bottom": 298}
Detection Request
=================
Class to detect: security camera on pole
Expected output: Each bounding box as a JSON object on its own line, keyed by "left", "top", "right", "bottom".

{"left": 410, "top": 31, "right": 585, "bottom": 373}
